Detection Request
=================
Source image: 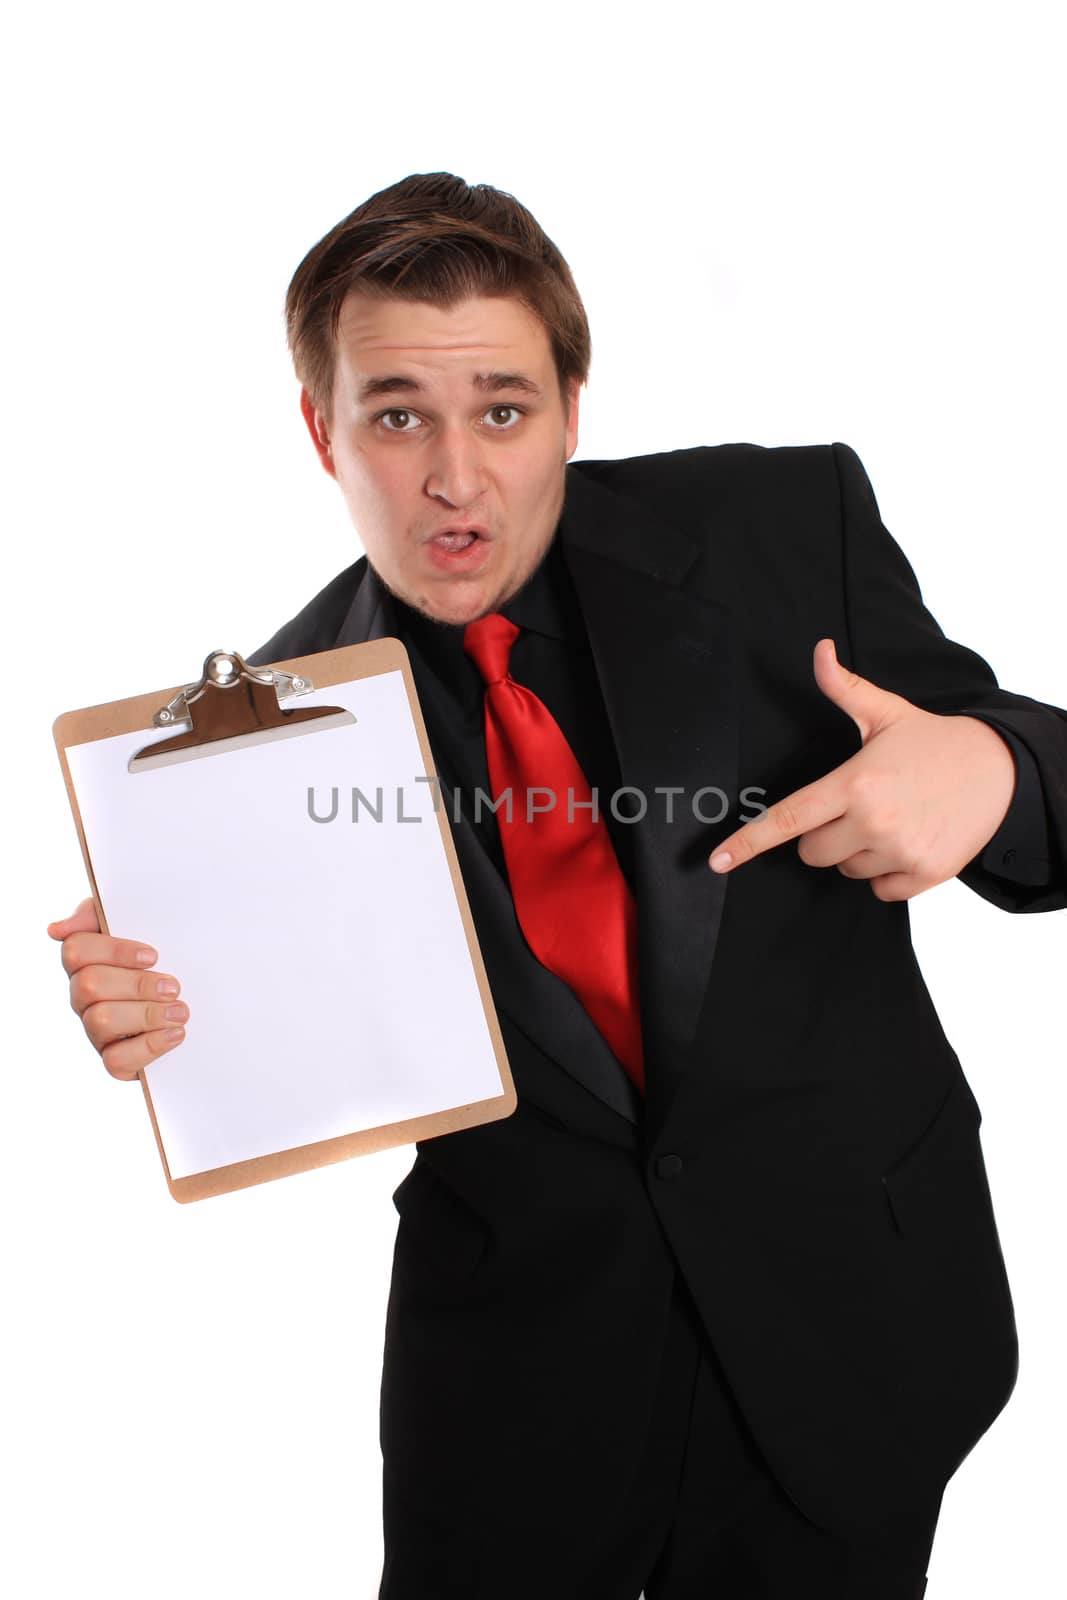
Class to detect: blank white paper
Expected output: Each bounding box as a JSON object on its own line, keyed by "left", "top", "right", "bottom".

{"left": 65, "top": 670, "right": 504, "bottom": 1180}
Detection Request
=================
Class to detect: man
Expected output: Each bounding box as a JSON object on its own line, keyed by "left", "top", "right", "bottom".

{"left": 49, "top": 172, "right": 1067, "bottom": 1598}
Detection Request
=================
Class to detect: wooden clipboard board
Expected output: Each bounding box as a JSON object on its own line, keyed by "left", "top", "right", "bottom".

{"left": 53, "top": 643, "right": 516, "bottom": 1203}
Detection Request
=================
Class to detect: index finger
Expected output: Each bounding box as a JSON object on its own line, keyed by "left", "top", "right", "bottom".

{"left": 709, "top": 771, "right": 846, "bottom": 872}
{"left": 59, "top": 931, "right": 159, "bottom": 979}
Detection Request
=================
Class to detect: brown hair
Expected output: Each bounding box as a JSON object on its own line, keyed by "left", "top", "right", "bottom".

{"left": 285, "top": 172, "right": 591, "bottom": 416}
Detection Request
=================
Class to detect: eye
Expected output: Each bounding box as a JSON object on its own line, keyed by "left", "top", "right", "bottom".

{"left": 484, "top": 405, "right": 524, "bottom": 429}
{"left": 378, "top": 409, "right": 422, "bottom": 433}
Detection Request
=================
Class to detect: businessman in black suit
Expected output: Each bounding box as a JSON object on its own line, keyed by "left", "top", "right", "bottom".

{"left": 51, "top": 174, "right": 1067, "bottom": 1598}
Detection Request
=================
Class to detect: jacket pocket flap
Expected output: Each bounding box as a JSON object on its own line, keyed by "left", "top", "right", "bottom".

{"left": 882, "top": 1076, "right": 985, "bottom": 1237}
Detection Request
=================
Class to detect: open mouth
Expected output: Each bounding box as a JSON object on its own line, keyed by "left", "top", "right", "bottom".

{"left": 425, "top": 527, "right": 492, "bottom": 571}
{"left": 431, "top": 531, "right": 480, "bottom": 553}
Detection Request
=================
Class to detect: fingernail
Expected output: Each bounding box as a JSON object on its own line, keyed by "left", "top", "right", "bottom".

{"left": 162, "top": 1027, "right": 185, "bottom": 1045}
{"left": 164, "top": 1003, "right": 188, "bottom": 1022}
{"left": 710, "top": 851, "right": 732, "bottom": 872}
{"left": 156, "top": 978, "right": 179, "bottom": 998}
{"left": 135, "top": 947, "right": 158, "bottom": 966}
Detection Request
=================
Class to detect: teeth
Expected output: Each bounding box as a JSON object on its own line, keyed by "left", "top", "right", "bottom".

{"left": 435, "top": 531, "right": 477, "bottom": 551}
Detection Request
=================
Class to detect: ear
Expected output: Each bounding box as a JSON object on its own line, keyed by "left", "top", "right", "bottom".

{"left": 300, "top": 388, "right": 336, "bottom": 480}
{"left": 564, "top": 378, "right": 581, "bottom": 461}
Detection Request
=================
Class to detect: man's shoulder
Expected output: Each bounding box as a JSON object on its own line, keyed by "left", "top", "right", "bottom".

{"left": 568, "top": 440, "right": 847, "bottom": 523}
{"left": 566, "top": 444, "right": 870, "bottom": 544}
{"left": 569, "top": 441, "right": 845, "bottom": 485}
{"left": 246, "top": 555, "right": 367, "bottom": 668}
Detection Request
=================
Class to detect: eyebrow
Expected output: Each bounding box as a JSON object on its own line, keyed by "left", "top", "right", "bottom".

{"left": 357, "top": 370, "right": 544, "bottom": 403}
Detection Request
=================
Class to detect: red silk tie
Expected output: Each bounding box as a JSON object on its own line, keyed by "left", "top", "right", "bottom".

{"left": 463, "top": 613, "right": 644, "bottom": 1095}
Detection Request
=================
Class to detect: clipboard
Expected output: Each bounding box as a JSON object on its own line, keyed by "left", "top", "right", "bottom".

{"left": 53, "top": 643, "right": 516, "bottom": 1203}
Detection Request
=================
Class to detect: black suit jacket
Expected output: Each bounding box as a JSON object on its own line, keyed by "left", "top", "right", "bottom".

{"left": 250, "top": 442, "right": 1067, "bottom": 1546}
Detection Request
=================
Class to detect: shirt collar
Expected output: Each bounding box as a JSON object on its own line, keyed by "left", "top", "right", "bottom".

{"left": 496, "top": 532, "right": 580, "bottom": 643}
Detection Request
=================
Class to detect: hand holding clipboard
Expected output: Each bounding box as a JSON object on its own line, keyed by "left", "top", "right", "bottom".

{"left": 48, "top": 895, "right": 189, "bottom": 1078}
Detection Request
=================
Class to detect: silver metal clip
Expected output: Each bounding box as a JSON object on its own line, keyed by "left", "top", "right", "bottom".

{"left": 152, "top": 651, "right": 315, "bottom": 728}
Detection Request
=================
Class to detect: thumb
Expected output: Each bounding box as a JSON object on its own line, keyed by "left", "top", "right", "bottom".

{"left": 46, "top": 896, "right": 100, "bottom": 941}
{"left": 812, "top": 638, "right": 902, "bottom": 741}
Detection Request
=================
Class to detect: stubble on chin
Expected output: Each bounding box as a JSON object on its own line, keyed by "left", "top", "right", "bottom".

{"left": 366, "top": 559, "right": 495, "bottom": 629}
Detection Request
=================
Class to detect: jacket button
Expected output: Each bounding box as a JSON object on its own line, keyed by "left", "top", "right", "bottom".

{"left": 655, "top": 1153, "right": 684, "bottom": 1180}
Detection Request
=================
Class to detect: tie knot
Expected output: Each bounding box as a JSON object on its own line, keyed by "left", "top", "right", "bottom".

{"left": 463, "top": 612, "right": 520, "bottom": 685}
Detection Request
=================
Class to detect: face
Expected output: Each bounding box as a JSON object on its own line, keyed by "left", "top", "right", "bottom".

{"left": 301, "top": 291, "right": 581, "bottom": 626}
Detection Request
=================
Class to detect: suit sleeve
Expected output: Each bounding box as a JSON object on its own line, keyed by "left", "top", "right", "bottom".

{"left": 832, "top": 440, "right": 1067, "bottom": 913}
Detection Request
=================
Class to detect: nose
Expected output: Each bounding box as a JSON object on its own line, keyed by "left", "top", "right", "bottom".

{"left": 424, "top": 421, "right": 488, "bottom": 510}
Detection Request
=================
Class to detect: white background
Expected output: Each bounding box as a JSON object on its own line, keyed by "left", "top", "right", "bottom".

{"left": 5, "top": 2, "right": 1064, "bottom": 1595}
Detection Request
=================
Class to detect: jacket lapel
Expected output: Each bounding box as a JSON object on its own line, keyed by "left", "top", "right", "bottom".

{"left": 557, "top": 466, "right": 741, "bottom": 1133}
{"left": 334, "top": 557, "right": 389, "bottom": 651}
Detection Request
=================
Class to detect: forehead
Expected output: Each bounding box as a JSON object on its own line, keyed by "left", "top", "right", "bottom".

{"left": 334, "top": 291, "right": 553, "bottom": 374}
